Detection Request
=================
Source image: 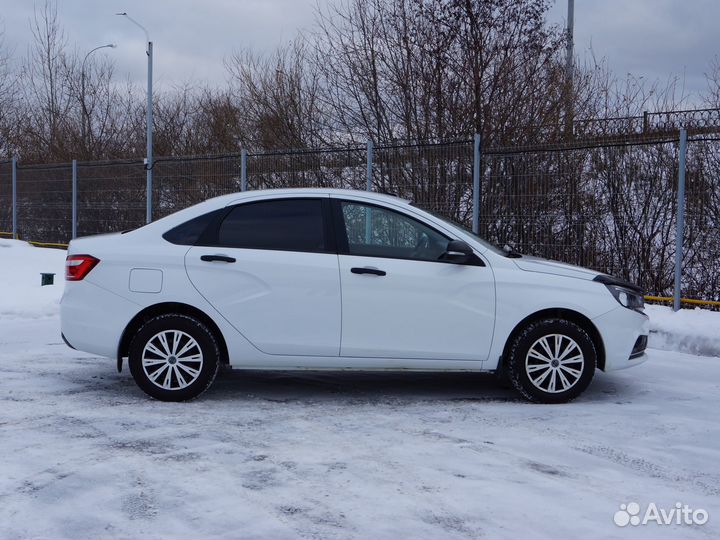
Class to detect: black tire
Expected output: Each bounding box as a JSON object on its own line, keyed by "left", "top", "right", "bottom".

{"left": 128, "top": 313, "right": 220, "bottom": 401}
{"left": 506, "top": 318, "right": 596, "bottom": 404}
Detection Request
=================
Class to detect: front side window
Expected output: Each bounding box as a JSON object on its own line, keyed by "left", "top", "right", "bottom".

{"left": 216, "top": 198, "right": 327, "bottom": 252}
{"left": 340, "top": 201, "right": 448, "bottom": 261}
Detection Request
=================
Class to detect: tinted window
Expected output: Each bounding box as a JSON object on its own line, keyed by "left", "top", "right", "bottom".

{"left": 217, "top": 199, "right": 326, "bottom": 252}
{"left": 163, "top": 209, "right": 223, "bottom": 245}
{"left": 341, "top": 201, "right": 448, "bottom": 261}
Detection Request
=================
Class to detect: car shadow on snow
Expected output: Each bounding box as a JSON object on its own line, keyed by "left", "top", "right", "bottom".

{"left": 199, "top": 367, "right": 641, "bottom": 405}
{"left": 68, "top": 359, "right": 644, "bottom": 406}
{"left": 210, "top": 369, "right": 520, "bottom": 403}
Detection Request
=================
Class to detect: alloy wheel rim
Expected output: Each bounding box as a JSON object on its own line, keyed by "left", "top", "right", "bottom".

{"left": 525, "top": 333, "right": 584, "bottom": 394}
{"left": 142, "top": 330, "right": 204, "bottom": 390}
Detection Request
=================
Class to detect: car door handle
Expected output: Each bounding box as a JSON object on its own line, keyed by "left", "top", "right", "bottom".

{"left": 351, "top": 267, "right": 386, "bottom": 276}
{"left": 200, "top": 254, "right": 236, "bottom": 263}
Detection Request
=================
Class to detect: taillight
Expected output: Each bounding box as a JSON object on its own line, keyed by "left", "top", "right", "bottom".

{"left": 65, "top": 255, "right": 100, "bottom": 281}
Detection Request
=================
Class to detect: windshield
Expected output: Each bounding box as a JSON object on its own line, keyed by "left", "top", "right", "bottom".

{"left": 410, "top": 203, "right": 507, "bottom": 256}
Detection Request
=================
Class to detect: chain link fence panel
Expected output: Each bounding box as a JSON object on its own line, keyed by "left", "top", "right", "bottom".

{"left": 0, "top": 160, "right": 11, "bottom": 234}
{"left": 479, "top": 139, "right": 681, "bottom": 297}
{"left": 15, "top": 162, "right": 73, "bottom": 244}
{"left": 683, "top": 138, "right": 720, "bottom": 300}
{"left": 76, "top": 160, "right": 146, "bottom": 237}
{"left": 153, "top": 154, "right": 244, "bottom": 220}
{"left": 247, "top": 146, "right": 366, "bottom": 191}
{"left": 373, "top": 141, "right": 474, "bottom": 225}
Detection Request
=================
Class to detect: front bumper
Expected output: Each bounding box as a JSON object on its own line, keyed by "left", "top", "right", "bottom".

{"left": 592, "top": 306, "right": 650, "bottom": 371}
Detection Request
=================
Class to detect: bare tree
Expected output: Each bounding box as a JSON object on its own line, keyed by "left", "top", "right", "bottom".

{"left": 15, "top": 1, "right": 76, "bottom": 160}
{"left": 704, "top": 56, "right": 720, "bottom": 108}
{"left": 312, "top": 0, "right": 570, "bottom": 145}
{"left": 64, "top": 52, "right": 129, "bottom": 159}
{"left": 226, "top": 39, "right": 326, "bottom": 150}
{"left": 0, "top": 22, "right": 19, "bottom": 157}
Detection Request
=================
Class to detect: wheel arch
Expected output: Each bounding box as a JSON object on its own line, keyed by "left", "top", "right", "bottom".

{"left": 118, "top": 302, "right": 230, "bottom": 365}
{"left": 500, "top": 308, "right": 606, "bottom": 372}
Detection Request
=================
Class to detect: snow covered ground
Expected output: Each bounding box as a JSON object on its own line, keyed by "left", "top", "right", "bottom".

{"left": 1, "top": 239, "right": 719, "bottom": 539}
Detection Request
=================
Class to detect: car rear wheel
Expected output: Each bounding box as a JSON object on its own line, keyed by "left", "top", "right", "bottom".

{"left": 128, "top": 314, "right": 220, "bottom": 401}
{"left": 507, "top": 318, "right": 596, "bottom": 403}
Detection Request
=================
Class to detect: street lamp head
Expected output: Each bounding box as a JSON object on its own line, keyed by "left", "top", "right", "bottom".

{"left": 83, "top": 43, "right": 118, "bottom": 66}
{"left": 115, "top": 12, "right": 150, "bottom": 44}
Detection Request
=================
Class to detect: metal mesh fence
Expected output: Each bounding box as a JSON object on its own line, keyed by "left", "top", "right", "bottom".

{"left": 480, "top": 139, "right": 681, "bottom": 297}
{"left": 16, "top": 162, "right": 73, "bottom": 244}
{"left": 247, "top": 146, "right": 366, "bottom": 191}
{"left": 373, "top": 141, "right": 474, "bottom": 224}
{"left": 76, "top": 160, "right": 146, "bottom": 237}
{"left": 683, "top": 139, "right": 720, "bottom": 300}
{"left": 0, "top": 160, "right": 11, "bottom": 234}
{"left": 153, "top": 155, "right": 244, "bottom": 220}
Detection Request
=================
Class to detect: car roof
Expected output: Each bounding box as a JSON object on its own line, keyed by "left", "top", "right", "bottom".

{"left": 139, "top": 188, "right": 411, "bottom": 234}
{"left": 217, "top": 187, "right": 410, "bottom": 205}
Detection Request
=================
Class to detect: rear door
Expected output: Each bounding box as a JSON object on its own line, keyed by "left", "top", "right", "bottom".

{"left": 334, "top": 198, "right": 495, "bottom": 361}
{"left": 185, "top": 196, "right": 341, "bottom": 357}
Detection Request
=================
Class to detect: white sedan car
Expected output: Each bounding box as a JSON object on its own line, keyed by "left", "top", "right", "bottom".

{"left": 61, "top": 188, "right": 648, "bottom": 403}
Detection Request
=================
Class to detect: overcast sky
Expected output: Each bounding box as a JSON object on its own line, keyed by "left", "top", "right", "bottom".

{"left": 1, "top": 0, "right": 719, "bottom": 105}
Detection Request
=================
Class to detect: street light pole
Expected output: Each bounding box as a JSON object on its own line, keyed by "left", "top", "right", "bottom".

{"left": 117, "top": 12, "right": 154, "bottom": 224}
{"left": 564, "top": 0, "right": 575, "bottom": 136}
{"left": 81, "top": 44, "right": 116, "bottom": 154}
{"left": 565, "top": 0, "right": 575, "bottom": 85}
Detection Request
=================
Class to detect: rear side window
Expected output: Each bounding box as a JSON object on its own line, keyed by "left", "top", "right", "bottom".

{"left": 216, "top": 199, "right": 327, "bottom": 252}
{"left": 163, "top": 209, "right": 223, "bottom": 245}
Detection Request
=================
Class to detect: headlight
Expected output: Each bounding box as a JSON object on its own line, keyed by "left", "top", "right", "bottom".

{"left": 605, "top": 284, "right": 644, "bottom": 311}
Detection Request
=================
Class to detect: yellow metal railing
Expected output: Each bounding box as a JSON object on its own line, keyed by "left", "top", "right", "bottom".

{"left": 0, "top": 231, "right": 69, "bottom": 248}
{"left": 644, "top": 295, "right": 720, "bottom": 308}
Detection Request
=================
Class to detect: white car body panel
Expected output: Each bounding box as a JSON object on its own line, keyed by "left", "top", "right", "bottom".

{"left": 185, "top": 246, "right": 342, "bottom": 357}
{"left": 338, "top": 254, "right": 495, "bottom": 360}
{"left": 60, "top": 188, "right": 649, "bottom": 377}
{"left": 512, "top": 255, "right": 601, "bottom": 279}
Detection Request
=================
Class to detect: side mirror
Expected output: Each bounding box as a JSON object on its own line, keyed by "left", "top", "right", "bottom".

{"left": 442, "top": 240, "right": 473, "bottom": 263}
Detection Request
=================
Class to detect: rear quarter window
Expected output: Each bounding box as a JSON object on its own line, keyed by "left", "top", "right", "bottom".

{"left": 162, "top": 209, "right": 224, "bottom": 245}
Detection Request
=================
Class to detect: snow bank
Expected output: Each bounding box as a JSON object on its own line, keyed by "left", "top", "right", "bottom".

{"left": 646, "top": 303, "right": 720, "bottom": 358}
{"left": 0, "top": 239, "right": 66, "bottom": 319}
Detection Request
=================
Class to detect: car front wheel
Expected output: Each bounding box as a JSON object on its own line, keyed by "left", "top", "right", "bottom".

{"left": 128, "top": 314, "right": 220, "bottom": 401}
{"left": 506, "top": 318, "right": 596, "bottom": 403}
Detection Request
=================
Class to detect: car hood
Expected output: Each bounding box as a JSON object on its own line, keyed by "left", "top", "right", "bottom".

{"left": 512, "top": 255, "right": 601, "bottom": 280}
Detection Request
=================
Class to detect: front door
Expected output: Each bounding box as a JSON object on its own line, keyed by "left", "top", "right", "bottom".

{"left": 334, "top": 199, "right": 495, "bottom": 361}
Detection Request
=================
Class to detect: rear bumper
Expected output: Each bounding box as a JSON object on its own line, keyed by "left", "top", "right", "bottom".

{"left": 592, "top": 306, "right": 650, "bottom": 371}
{"left": 60, "top": 280, "right": 140, "bottom": 359}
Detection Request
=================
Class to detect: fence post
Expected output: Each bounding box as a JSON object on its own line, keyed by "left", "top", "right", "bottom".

{"left": 11, "top": 156, "right": 16, "bottom": 239}
{"left": 472, "top": 133, "right": 481, "bottom": 234}
{"left": 240, "top": 149, "right": 247, "bottom": 192}
{"left": 673, "top": 128, "right": 688, "bottom": 312}
{"left": 366, "top": 139, "right": 373, "bottom": 191}
{"left": 364, "top": 140, "right": 374, "bottom": 243}
{"left": 72, "top": 159, "right": 77, "bottom": 239}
